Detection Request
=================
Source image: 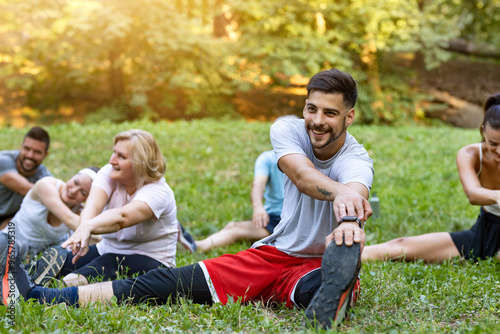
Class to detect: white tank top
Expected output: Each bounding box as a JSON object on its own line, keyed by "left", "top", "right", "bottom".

{"left": 477, "top": 143, "right": 500, "bottom": 216}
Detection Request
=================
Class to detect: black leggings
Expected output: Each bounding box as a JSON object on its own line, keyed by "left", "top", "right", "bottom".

{"left": 111, "top": 262, "right": 322, "bottom": 308}
{"left": 112, "top": 263, "right": 213, "bottom": 305}
{"left": 59, "top": 245, "right": 164, "bottom": 282}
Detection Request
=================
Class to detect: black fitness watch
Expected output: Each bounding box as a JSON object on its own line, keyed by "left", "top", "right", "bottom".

{"left": 339, "top": 216, "right": 365, "bottom": 229}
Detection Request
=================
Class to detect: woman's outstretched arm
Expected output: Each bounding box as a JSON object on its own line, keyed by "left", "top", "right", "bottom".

{"left": 31, "top": 178, "right": 80, "bottom": 230}
{"left": 457, "top": 144, "right": 500, "bottom": 206}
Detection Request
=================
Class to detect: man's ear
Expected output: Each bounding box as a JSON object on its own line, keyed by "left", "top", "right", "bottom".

{"left": 345, "top": 108, "right": 355, "bottom": 126}
{"left": 302, "top": 99, "right": 308, "bottom": 118}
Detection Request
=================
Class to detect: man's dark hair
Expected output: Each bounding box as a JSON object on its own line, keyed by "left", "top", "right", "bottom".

{"left": 306, "top": 68, "right": 358, "bottom": 109}
{"left": 24, "top": 126, "right": 50, "bottom": 151}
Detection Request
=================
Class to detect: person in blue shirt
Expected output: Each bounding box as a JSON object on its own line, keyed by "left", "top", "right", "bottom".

{"left": 195, "top": 150, "right": 284, "bottom": 252}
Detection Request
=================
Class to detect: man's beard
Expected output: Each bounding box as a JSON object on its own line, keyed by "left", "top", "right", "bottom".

{"left": 18, "top": 157, "right": 40, "bottom": 173}
{"left": 310, "top": 120, "right": 347, "bottom": 150}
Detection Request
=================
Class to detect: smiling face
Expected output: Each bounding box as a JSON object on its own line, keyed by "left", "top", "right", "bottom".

{"left": 109, "top": 140, "right": 136, "bottom": 191}
{"left": 16, "top": 137, "right": 48, "bottom": 176}
{"left": 483, "top": 124, "right": 500, "bottom": 163}
{"left": 60, "top": 173, "right": 93, "bottom": 207}
{"left": 303, "top": 91, "right": 355, "bottom": 160}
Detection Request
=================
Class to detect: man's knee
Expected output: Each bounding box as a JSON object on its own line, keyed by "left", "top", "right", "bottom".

{"left": 223, "top": 221, "right": 240, "bottom": 230}
{"left": 222, "top": 221, "right": 248, "bottom": 237}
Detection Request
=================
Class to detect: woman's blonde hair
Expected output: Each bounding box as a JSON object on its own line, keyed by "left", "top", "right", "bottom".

{"left": 114, "top": 129, "right": 166, "bottom": 188}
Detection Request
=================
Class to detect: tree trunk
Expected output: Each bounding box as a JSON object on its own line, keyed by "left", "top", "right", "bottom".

{"left": 109, "top": 39, "right": 125, "bottom": 100}
{"left": 425, "top": 89, "right": 483, "bottom": 128}
{"left": 360, "top": 39, "right": 382, "bottom": 95}
{"left": 213, "top": 0, "right": 229, "bottom": 38}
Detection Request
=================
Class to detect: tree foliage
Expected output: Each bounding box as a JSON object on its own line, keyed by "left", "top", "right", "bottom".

{"left": 0, "top": 0, "right": 498, "bottom": 124}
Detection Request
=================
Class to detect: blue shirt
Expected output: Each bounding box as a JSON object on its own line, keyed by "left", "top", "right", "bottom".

{"left": 254, "top": 150, "right": 284, "bottom": 216}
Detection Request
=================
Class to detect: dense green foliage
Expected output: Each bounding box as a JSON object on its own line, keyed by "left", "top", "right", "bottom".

{"left": 0, "top": 120, "right": 499, "bottom": 332}
{"left": 0, "top": 0, "right": 499, "bottom": 124}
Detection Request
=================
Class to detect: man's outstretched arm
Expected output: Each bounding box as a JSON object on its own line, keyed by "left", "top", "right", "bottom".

{"left": 278, "top": 153, "right": 370, "bottom": 220}
{"left": 278, "top": 153, "right": 371, "bottom": 247}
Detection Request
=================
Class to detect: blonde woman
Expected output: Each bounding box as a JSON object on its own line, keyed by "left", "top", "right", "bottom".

{"left": 36, "top": 129, "right": 180, "bottom": 286}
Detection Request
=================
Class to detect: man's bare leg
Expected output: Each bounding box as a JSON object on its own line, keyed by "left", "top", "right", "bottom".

{"left": 63, "top": 273, "right": 89, "bottom": 287}
{"left": 195, "top": 220, "right": 270, "bottom": 252}
{"left": 78, "top": 281, "right": 114, "bottom": 306}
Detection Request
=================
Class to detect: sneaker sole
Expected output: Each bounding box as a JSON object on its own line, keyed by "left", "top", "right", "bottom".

{"left": 304, "top": 240, "right": 361, "bottom": 328}
{"left": 32, "top": 246, "right": 67, "bottom": 285}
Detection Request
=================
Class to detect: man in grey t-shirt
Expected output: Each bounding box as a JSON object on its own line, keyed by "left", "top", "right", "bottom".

{"left": 4, "top": 69, "right": 373, "bottom": 331}
{"left": 0, "top": 127, "right": 51, "bottom": 229}
{"left": 255, "top": 68, "right": 374, "bottom": 327}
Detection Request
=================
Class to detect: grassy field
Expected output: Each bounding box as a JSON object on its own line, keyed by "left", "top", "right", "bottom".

{"left": 1, "top": 119, "right": 499, "bottom": 333}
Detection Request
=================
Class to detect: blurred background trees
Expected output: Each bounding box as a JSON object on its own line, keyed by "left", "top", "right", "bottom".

{"left": 0, "top": 0, "right": 499, "bottom": 126}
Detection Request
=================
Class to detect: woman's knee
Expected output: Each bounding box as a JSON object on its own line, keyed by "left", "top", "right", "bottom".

{"left": 364, "top": 237, "right": 414, "bottom": 261}
{"left": 386, "top": 236, "right": 411, "bottom": 246}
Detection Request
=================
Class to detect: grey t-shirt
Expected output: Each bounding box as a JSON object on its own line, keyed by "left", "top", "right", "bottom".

{"left": 252, "top": 118, "right": 374, "bottom": 257}
{"left": 0, "top": 150, "right": 52, "bottom": 217}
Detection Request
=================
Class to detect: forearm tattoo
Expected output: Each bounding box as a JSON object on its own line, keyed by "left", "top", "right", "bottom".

{"left": 316, "top": 186, "right": 332, "bottom": 199}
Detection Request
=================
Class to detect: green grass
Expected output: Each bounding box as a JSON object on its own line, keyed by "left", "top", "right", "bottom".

{"left": 1, "top": 120, "right": 499, "bottom": 333}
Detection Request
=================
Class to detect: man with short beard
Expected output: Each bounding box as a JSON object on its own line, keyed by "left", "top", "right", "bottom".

{"left": 3, "top": 69, "right": 373, "bottom": 330}
{"left": 0, "top": 127, "right": 51, "bottom": 229}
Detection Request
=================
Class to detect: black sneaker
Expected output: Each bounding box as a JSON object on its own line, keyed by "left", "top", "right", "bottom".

{"left": 31, "top": 246, "right": 67, "bottom": 285}
{"left": 178, "top": 224, "right": 197, "bottom": 253}
{"left": 0, "top": 243, "right": 36, "bottom": 305}
{"left": 304, "top": 239, "right": 361, "bottom": 328}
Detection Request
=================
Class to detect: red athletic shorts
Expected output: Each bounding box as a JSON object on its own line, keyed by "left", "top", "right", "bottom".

{"left": 201, "top": 245, "right": 322, "bottom": 308}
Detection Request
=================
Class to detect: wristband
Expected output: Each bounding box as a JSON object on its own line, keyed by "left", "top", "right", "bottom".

{"left": 339, "top": 216, "right": 364, "bottom": 229}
